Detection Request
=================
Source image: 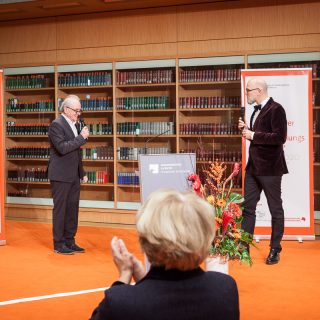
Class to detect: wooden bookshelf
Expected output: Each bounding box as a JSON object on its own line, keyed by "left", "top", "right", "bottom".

{"left": 3, "top": 52, "right": 320, "bottom": 222}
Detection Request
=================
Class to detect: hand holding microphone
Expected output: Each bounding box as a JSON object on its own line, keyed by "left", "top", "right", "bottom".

{"left": 79, "top": 117, "right": 89, "bottom": 140}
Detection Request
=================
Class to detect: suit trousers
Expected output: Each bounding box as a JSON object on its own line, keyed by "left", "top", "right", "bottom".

{"left": 51, "top": 179, "right": 80, "bottom": 249}
{"left": 242, "top": 172, "right": 284, "bottom": 250}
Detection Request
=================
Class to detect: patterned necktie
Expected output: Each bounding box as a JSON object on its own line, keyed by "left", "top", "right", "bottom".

{"left": 75, "top": 122, "right": 81, "bottom": 135}
{"left": 250, "top": 104, "right": 261, "bottom": 130}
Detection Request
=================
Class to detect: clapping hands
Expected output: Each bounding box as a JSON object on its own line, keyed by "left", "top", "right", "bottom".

{"left": 111, "top": 236, "right": 145, "bottom": 284}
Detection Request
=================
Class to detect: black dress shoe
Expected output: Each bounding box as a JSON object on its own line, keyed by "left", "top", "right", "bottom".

{"left": 67, "top": 243, "right": 85, "bottom": 253}
{"left": 266, "top": 248, "right": 281, "bottom": 265}
{"left": 54, "top": 245, "right": 74, "bottom": 255}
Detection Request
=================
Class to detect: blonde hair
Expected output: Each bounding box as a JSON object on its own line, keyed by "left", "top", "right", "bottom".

{"left": 136, "top": 189, "right": 215, "bottom": 271}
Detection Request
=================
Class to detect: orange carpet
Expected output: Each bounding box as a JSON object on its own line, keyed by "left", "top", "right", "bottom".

{"left": 0, "top": 220, "right": 319, "bottom": 320}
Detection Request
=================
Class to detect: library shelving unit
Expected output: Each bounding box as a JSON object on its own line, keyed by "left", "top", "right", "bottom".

{"left": 4, "top": 66, "right": 55, "bottom": 207}
{"left": 178, "top": 56, "right": 244, "bottom": 191}
{"left": 247, "top": 52, "right": 320, "bottom": 215}
{"left": 3, "top": 53, "right": 320, "bottom": 227}
{"left": 57, "top": 63, "right": 115, "bottom": 209}
{"left": 115, "top": 59, "right": 177, "bottom": 209}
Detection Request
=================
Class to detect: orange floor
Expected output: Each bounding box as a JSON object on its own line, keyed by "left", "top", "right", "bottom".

{"left": 0, "top": 220, "right": 320, "bottom": 320}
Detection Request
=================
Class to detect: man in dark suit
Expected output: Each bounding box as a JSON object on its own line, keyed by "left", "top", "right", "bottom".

{"left": 238, "top": 78, "right": 288, "bottom": 265}
{"left": 48, "top": 95, "right": 89, "bottom": 255}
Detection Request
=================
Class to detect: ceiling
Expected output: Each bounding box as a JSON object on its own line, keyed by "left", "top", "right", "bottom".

{"left": 0, "top": 0, "right": 318, "bottom": 22}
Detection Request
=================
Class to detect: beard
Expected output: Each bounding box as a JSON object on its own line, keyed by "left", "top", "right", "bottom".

{"left": 247, "top": 97, "right": 255, "bottom": 105}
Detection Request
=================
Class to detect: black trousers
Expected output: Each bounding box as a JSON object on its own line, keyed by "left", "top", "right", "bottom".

{"left": 242, "top": 172, "right": 284, "bottom": 250}
{"left": 51, "top": 179, "right": 80, "bottom": 249}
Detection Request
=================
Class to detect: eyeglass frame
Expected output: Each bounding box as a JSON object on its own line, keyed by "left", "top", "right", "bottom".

{"left": 246, "top": 87, "right": 260, "bottom": 93}
{"left": 67, "top": 106, "right": 82, "bottom": 114}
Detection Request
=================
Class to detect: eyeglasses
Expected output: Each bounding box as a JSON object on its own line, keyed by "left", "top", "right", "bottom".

{"left": 67, "top": 106, "right": 82, "bottom": 114}
{"left": 246, "top": 88, "right": 260, "bottom": 93}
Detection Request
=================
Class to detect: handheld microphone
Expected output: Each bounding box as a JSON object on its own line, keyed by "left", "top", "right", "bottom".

{"left": 79, "top": 117, "right": 86, "bottom": 131}
{"left": 240, "top": 106, "right": 245, "bottom": 121}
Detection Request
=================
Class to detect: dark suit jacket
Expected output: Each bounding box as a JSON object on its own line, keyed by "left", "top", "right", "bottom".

{"left": 48, "top": 115, "right": 87, "bottom": 182}
{"left": 246, "top": 98, "right": 288, "bottom": 176}
{"left": 90, "top": 266, "right": 239, "bottom": 320}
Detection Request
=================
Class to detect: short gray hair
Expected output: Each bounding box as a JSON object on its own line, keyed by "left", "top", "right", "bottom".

{"left": 60, "top": 95, "right": 80, "bottom": 113}
{"left": 136, "top": 189, "right": 215, "bottom": 271}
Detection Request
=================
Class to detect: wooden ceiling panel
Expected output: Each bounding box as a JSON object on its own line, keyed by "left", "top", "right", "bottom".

{"left": 0, "top": 0, "right": 318, "bottom": 22}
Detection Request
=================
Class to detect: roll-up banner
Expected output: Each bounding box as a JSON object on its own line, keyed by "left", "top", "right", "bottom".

{"left": 0, "top": 70, "right": 5, "bottom": 245}
{"left": 241, "top": 69, "right": 314, "bottom": 241}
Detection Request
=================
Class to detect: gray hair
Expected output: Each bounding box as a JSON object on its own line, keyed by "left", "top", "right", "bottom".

{"left": 60, "top": 95, "right": 80, "bottom": 113}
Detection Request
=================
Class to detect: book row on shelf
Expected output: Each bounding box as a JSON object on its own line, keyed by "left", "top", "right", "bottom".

{"left": 7, "top": 99, "right": 55, "bottom": 112}
{"left": 58, "top": 72, "right": 112, "bottom": 87}
{"left": 116, "top": 96, "right": 169, "bottom": 110}
{"left": 179, "top": 96, "right": 241, "bottom": 109}
{"left": 314, "top": 141, "right": 320, "bottom": 162}
{"left": 117, "top": 122, "right": 174, "bottom": 135}
{"left": 5, "top": 74, "right": 52, "bottom": 89}
{"left": 6, "top": 122, "right": 49, "bottom": 135}
{"left": 117, "top": 147, "right": 171, "bottom": 161}
{"left": 86, "top": 123, "right": 113, "bottom": 135}
{"left": 8, "top": 189, "right": 30, "bottom": 197}
{"left": 179, "top": 67, "right": 241, "bottom": 83}
{"left": 117, "top": 172, "right": 140, "bottom": 185}
{"left": 179, "top": 123, "right": 239, "bottom": 135}
{"left": 82, "top": 146, "right": 114, "bottom": 160}
{"left": 85, "top": 170, "right": 110, "bottom": 184}
{"left": 7, "top": 147, "right": 50, "bottom": 158}
{"left": 180, "top": 149, "right": 241, "bottom": 162}
{"left": 80, "top": 97, "right": 113, "bottom": 111}
{"left": 8, "top": 168, "right": 48, "bottom": 182}
{"left": 116, "top": 69, "right": 175, "bottom": 85}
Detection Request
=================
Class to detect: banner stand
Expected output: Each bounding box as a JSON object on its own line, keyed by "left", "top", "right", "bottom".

{"left": 0, "top": 70, "right": 6, "bottom": 245}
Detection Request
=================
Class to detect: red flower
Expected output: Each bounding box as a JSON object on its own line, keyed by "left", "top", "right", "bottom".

{"left": 222, "top": 210, "right": 235, "bottom": 235}
{"left": 228, "top": 202, "right": 241, "bottom": 218}
{"left": 187, "top": 173, "right": 202, "bottom": 197}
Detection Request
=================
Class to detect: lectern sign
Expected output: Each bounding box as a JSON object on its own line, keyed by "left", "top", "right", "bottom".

{"left": 139, "top": 153, "right": 196, "bottom": 203}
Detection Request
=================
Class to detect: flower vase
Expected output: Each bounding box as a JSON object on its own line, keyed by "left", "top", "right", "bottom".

{"left": 205, "top": 256, "right": 229, "bottom": 274}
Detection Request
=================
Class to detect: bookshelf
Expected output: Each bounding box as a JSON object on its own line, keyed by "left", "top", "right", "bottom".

{"left": 4, "top": 66, "right": 55, "bottom": 203}
{"left": 178, "top": 56, "right": 244, "bottom": 189}
{"left": 115, "top": 59, "right": 176, "bottom": 209}
{"left": 247, "top": 52, "right": 320, "bottom": 213}
{"left": 57, "top": 63, "right": 115, "bottom": 208}
{"left": 3, "top": 52, "right": 320, "bottom": 224}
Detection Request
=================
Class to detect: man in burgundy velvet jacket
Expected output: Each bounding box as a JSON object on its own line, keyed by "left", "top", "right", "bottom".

{"left": 238, "top": 78, "right": 288, "bottom": 265}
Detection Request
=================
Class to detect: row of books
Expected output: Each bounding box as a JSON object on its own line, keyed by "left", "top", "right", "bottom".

{"left": 116, "top": 69, "right": 175, "bottom": 85}
{"left": 81, "top": 146, "right": 114, "bottom": 160}
{"left": 313, "top": 120, "right": 320, "bottom": 134}
{"left": 6, "top": 147, "right": 50, "bottom": 159}
{"left": 6, "top": 75, "right": 52, "bottom": 89}
{"left": 8, "top": 168, "right": 48, "bottom": 182}
{"left": 6, "top": 99, "right": 55, "bottom": 112}
{"left": 179, "top": 96, "right": 241, "bottom": 109}
{"left": 117, "top": 172, "right": 139, "bottom": 185}
{"left": 117, "top": 147, "right": 171, "bottom": 160}
{"left": 6, "top": 123, "right": 49, "bottom": 135}
{"left": 58, "top": 72, "right": 112, "bottom": 87}
{"left": 179, "top": 67, "right": 241, "bottom": 83}
{"left": 250, "top": 63, "right": 319, "bottom": 78}
{"left": 80, "top": 97, "right": 113, "bottom": 111}
{"left": 116, "top": 96, "right": 170, "bottom": 110}
{"left": 8, "top": 190, "right": 30, "bottom": 197}
{"left": 180, "top": 123, "right": 239, "bottom": 135}
{"left": 86, "top": 123, "right": 113, "bottom": 135}
{"left": 180, "top": 149, "right": 242, "bottom": 162}
{"left": 117, "top": 122, "right": 175, "bottom": 135}
{"left": 84, "top": 171, "right": 110, "bottom": 184}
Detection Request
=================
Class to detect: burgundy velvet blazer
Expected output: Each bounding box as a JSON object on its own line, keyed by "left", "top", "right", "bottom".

{"left": 246, "top": 97, "right": 288, "bottom": 176}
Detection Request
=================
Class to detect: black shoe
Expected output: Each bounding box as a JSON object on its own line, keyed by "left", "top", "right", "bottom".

{"left": 266, "top": 248, "right": 281, "bottom": 265}
{"left": 54, "top": 245, "right": 74, "bottom": 255}
{"left": 67, "top": 243, "right": 85, "bottom": 253}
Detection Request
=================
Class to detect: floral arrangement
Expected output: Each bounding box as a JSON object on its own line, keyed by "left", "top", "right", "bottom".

{"left": 188, "top": 161, "right": 253, "bottom": 265}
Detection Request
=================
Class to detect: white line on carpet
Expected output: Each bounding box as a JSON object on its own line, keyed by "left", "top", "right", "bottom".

{"left": 0, "top": 287, "right": 109, "bottom": 306}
